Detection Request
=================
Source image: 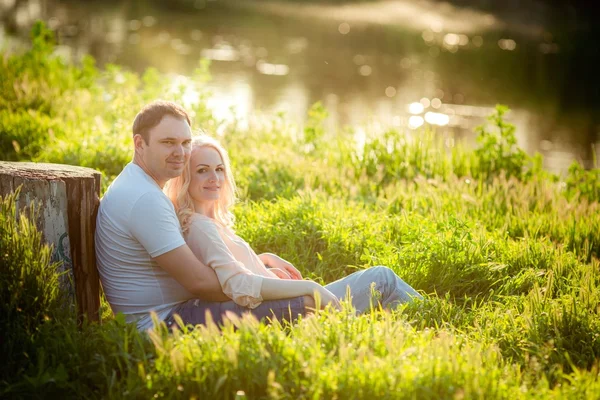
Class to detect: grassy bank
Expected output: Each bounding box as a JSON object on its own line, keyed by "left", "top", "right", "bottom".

{"left": 1, "top": 23, "right": 600, "bottom": 399}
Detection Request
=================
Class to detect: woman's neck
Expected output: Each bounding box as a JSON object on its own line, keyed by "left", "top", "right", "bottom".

{"left": 194, "top": 201, "right": 216, "bottom": 219}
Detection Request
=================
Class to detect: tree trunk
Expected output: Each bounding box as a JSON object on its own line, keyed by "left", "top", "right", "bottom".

{"left": 0, "top": 161, "right": 102, "bottom": 324}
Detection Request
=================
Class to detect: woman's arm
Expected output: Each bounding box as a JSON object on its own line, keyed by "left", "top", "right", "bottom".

{"left": 260, "top": 278, "right": 340, "bottom": 310}
{"left": 187, "top": 218, "right": 338, "bottom": 309}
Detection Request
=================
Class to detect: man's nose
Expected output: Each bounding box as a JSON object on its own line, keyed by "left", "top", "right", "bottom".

{"left": 173, "top": 143, "right": 188, "bottom": 156}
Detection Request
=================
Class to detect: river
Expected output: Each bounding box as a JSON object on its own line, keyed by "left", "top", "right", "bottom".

{"left": 1, "top": 0, "right": 599, "bottom": 174}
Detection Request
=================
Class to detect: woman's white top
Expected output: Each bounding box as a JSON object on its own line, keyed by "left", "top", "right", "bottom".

{"left": 186, "top": 214, "right": 276, "bottom": 308}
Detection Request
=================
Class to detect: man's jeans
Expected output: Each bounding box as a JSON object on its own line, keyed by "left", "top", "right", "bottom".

{"left": 163, "top": 295, "right": 306, "bottom": 329}
{"left": 164, "top": 266, "right": 421, "bottom": 329}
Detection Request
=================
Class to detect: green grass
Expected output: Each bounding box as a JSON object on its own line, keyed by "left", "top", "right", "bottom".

{"left": 1, "top": 22, "right": 600, "bottom": 399}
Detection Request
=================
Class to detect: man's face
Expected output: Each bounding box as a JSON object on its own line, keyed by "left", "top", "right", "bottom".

{"left": 135, "top": 115, "right": 192, "bottom": 187}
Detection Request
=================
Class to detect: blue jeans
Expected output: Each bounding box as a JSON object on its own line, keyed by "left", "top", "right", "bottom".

{"left": 324, "top": 266, "right": 422, "bottom": 314}
{"left": 164, "top": 296, "right": 306, "bottom": 329}
{"left": 164, "top": 266, "right": 421, "bottom": 328}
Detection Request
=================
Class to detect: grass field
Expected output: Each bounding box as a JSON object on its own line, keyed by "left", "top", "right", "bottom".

{"left": 1, "top": 23, "right": 599, "bottom": 399}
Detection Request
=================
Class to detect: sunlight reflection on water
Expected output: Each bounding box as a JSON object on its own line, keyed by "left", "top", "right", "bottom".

{"left": 1, "top": 0, "right": 598, "bottom": 173}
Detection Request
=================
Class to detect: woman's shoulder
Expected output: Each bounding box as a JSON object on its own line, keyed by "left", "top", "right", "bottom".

{"left": 189, "top": 214, "right": 231, "bottom": 235}
{"left": 190, "top": 213, "right": 213, "bottom": 224}
{"left": 188, "top": 214, "right": 220, "bottom": 233}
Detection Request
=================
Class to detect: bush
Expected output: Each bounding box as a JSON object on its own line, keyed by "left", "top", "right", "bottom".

{"left": 0, "top": 189, "right": 62, "bottom": 381}
{"left": 565, "top": 161, "right": 600, "bottom": 204}
{"left": 0, "top": 109, "right": 64, "bottom": 161}
{"left": 473, "top": 105, "right": 530, "bottom": 182}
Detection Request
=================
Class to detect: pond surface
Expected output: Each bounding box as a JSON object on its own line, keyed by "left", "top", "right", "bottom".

{"left": 2, "top": 0, "right": 599, "bottom": 173}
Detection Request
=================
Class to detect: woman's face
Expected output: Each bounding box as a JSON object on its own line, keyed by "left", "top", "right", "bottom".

{"left": 188, "top": 146, "right": 226, "bottom": 206}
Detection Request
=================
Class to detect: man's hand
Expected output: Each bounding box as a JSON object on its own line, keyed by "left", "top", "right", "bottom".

{"left": 269, "top": 267, "right": 293, "bottom": 280}
{"left": 259, "top": 253, "right": 303, "bottom": 280}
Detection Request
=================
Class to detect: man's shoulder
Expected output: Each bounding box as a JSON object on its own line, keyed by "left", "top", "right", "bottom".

{"left": 99, "top": 164, "right": 173, "bottom": 225}
{"left": 106, "top": 163, "right": 154, "bottom": 191}
{"left": 103, "top": 164, "right": 162, "bottom": 203}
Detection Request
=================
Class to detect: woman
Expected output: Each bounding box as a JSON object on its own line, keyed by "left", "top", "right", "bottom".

{"left": 164, "top": 135, "right": 422, "bottom": 327}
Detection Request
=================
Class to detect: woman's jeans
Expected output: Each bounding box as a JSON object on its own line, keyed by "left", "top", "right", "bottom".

{"left": 164, "top": 266, "right": 421, "bottom": 328}
{"left": 325, "top": 266, "right": 422, "bottom": 314}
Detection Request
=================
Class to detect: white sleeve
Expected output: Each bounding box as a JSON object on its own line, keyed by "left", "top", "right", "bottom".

{"left": 128, "top": 192, "right": 186, "bottom": 258}
{"left": 187, "top": 217, "right": 264, "bottom": 308}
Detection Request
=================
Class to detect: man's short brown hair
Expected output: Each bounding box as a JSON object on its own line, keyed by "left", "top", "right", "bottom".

{"left": 132, "top": 100, "right": 191, "bottom": 143}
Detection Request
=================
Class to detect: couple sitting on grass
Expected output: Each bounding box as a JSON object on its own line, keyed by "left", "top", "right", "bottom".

{"left": 95, "top": 100, "right": 422, "bottom": 331}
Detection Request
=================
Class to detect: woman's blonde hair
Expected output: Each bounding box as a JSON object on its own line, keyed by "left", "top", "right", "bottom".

{"left": 164, "top": 135, "right": 237, "bottom": 234}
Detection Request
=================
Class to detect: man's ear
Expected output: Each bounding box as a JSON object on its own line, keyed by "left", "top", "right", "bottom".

{"left": 133, "top": 134, "right": 145, "bottom": 153}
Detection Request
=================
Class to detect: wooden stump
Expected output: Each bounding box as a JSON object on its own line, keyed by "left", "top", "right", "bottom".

{"left": 0, "top": 161, "right": 102, "bottom": 324}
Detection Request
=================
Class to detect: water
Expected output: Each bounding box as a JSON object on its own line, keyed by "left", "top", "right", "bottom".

{"left": 2, "top": 0, "right": 599, "bottom": 174}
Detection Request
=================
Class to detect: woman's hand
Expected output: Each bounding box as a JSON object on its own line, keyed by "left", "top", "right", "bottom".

{"left": 259, "top": 253, "right": 303, "bottom": 280}
{"left": 310, "top": 282, "right": 342, "bottom": 311}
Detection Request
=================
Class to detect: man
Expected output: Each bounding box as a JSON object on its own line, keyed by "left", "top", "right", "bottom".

{"left": 95, "top": 100, "right": 315, "bottom": 331}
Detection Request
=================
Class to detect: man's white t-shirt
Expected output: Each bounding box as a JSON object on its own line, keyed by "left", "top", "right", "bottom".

{"left": 95, "top": 163, "right": 194, "bottom": 330}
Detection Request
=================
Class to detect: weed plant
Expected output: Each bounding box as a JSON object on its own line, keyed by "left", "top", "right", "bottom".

{"left": 1, "top": 23, "right": 600, "bottom": 398}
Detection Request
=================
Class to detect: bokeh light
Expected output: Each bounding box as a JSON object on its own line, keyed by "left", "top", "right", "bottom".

{"left": 424, "top": 112, "right": 450, "bottom": 126}
{"left": 408, "top": 115, "right": 425, "bottom": 129}
{"left": 338, "top": 22, "right": 350, "bottom": 35}
{"left": 498, "top": 39, "right": 517, "bottom": 51}
{"left": 408, "top": 102, "right": 424, "bottom": 114}
{"left": 359, "top": 65, "right": 372, "bottom": 76}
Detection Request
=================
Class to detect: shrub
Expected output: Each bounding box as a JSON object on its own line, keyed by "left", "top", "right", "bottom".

{"left": 0, "top": 189, "right": 62, "bottom": 381}
{"left": 0, "top": 109, "right": 63, "bottom": 161}
{"left": 473, "top": 105, "right": 529, "bottom": 182}
{"left": 565, "top": 161, "right": 600, "bottom": 204}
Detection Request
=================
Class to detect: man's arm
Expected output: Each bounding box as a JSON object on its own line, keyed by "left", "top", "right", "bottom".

{"left": 154, "top": 244, "right": 230, "bottom": 302}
